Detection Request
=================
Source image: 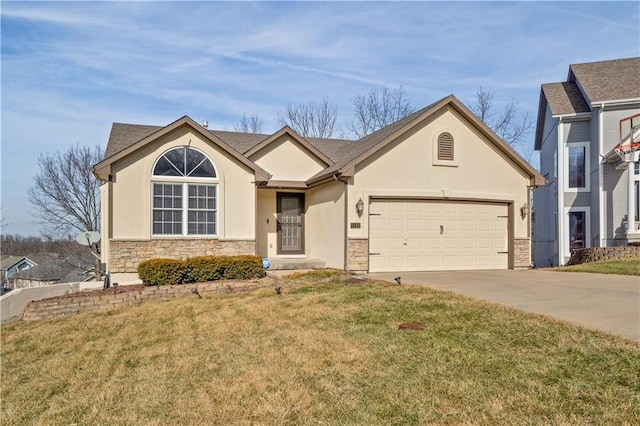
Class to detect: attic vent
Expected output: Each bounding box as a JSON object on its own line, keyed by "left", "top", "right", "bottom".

{"left": 437, "top": 132, "right": 454, "bottom": 161}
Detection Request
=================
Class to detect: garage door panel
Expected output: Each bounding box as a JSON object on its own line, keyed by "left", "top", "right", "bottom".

{"left": 369, "top": 200, "right": 509, "bottom": 272}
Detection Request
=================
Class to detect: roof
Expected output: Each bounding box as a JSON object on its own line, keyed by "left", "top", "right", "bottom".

{"left": 1, "top": 255, "right": 25, "bottom": 270}
{"left": 97, "top": 94, "right": 544, "bottom": 188}
{"left": 535, "top": 57, "right": 640, "bottom": 150}
{"left": 540, "top": 82, "right": 591, "bottom": 116}
{"left": 94, "top": 116, "right": 271, "bottom": 182}
{"left": 309, "top": 95, "right": 545, "bottom": 187}
{"left": 17, "top": 254, "right": 94, "bottom": 282}
{"left": 103, "top": 124, "right": 353, "bottom": 164}
{"left": 569, "top": 57, "right": 640, "bottom": 104}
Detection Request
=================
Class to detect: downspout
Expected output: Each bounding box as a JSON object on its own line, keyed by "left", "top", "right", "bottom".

{"left": 557, "top": 119, "right": 565, "bottom": 265}
{"left": 343, "top": 178, "right": 349, "bottom": 272}
{"left": 598, "top": 105, "right": 605, "bottom": 247}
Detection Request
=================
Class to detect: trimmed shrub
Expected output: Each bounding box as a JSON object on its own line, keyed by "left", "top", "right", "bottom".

{"left": 184, "top": 256, "right": 225, "bottom": 282}
{"left": 138, "top": 255, "right": 265, "bottom": 285}
{"left": 220, "top": 255, "right": 265, "bottom": 280}
{"left": 138, "top": 258, "right": 187, "bottom": 286}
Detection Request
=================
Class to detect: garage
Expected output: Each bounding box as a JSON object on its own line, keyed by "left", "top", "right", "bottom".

{"left": 368, "top": 199, "right": 509, "bottom": 272}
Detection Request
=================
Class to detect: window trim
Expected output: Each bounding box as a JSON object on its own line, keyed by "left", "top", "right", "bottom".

{"left": 151, "top": 181, "right": 219, "bottom": 237}
{"left": 151, "top": 146, "right": 219, "bottom": 238}
{"left": 564, "top": 141, "right": 590, "bottom": 192}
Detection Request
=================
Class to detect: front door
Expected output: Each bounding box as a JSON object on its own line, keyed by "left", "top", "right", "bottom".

{"left": 277, "top": 193, "right": 304, "bottom": 254}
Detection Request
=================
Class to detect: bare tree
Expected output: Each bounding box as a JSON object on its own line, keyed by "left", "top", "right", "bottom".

{"left": 276, "top": 96, "right": 337, "bottom": 138}
{"left": 469, "top": 86, "right": 533, "bottom": 153}
{"left": 346, "top": 86, "right": 416, "bottom": 138}
{"left": 28, "top": 144, "right": 102, "bottom": 238}
{"left": 234, "top": 113, "right": 264, "bottom": 133}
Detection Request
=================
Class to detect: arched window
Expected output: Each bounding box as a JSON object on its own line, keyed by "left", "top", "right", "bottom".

{"left": 437, "top": 132, "right": 454, "bottom": 161}
{"left": 152, "top": 147, "right": 218, "bottom": 236}
{"left": 153, "top": 147, "right": 217, "bottom": 177}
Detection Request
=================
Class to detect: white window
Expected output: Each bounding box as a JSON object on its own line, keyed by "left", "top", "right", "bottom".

{"left": 565, "top": 142, "right": 589, "bottom": 192}
{"left": 152, "top": 147, "right": 218, "bottom": 236}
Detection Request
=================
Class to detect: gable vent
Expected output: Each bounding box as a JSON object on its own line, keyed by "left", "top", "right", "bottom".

{"left": 437, "top": 132, "right": 454, "bottom": 161}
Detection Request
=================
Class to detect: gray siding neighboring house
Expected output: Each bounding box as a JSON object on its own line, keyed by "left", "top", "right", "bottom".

{"left": 533, "top": 57, "right": 640, "bottom": 266}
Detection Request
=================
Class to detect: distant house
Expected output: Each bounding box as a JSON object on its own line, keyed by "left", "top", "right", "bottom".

{"left": 13, "top": 254, "right": 94, "bottom": 288}
{"left": 1, "top": 255, "right": 37, "bottom": 285}
{"left": 93, "top": 94, "right": 544, "bottom": 279}
{"left": 533, "top": 57, "right": 640, "bottom": 266}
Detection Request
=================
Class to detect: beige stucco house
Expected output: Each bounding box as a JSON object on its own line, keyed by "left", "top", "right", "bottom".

{"left": 93, "top": 95, "right": 544, "bottom": 280}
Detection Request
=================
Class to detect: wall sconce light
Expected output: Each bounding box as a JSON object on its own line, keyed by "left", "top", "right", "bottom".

{"left": 520, "top": 203, "right": 529, "bottom": 219}
{"left": 356, "top": 198, "right": 364, "bottom": 218}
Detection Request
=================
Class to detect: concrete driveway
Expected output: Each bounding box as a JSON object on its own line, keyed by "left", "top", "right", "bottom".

{"left": 367, "top": 269, "right": 640, "bottom": 342}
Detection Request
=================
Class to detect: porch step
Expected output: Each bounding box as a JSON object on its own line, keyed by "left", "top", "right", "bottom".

{"left": 266, "top": 257, "right": 326, "bottom": 271}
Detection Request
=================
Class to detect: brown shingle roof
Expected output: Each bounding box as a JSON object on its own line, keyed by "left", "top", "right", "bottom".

{"left": 104, "top": 123, "right": 162, "bottom": 158}
{"left": 307, "top": 100, "right": 440, "bottom": 182}
{"left": 541, "top": 82, "right": 591, "bottom": 116}
{"left": 569, "top": 57, "right": 640, "bottom": 103}
{"left": 102, "top": 124, "right": 352, "bottom": 164}
{"left": 99, "top": 95, "right": 544, "bottom": 188}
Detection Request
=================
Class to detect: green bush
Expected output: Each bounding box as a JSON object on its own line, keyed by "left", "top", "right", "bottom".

{"left": 184, "top": 256, "right": 225, "bottom": 282}
{"left": 219, "top": 255, "right": 265, "bottom": 280}
{"left": 138, "top": 258, "right": 187, "bottom": 286}
{"left": 139, "top": 255, "right": 265, "bottom": 286}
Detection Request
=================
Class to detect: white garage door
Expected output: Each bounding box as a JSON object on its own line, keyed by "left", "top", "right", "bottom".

{"left": 369, "top": 200, "right": 508, "bottom": 272}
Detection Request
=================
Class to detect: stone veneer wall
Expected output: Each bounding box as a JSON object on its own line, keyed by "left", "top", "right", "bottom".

{"left": 567, "top": 246, "right": 640, "bottom": 265}
{"left": 513, "top": 238, "right": 531, "bottom": 269}
{"left": 347, "top": 238, "right": 368, "bottom": 272}
{"left": 109, "top": 239, "right": 256, "bottom": 273}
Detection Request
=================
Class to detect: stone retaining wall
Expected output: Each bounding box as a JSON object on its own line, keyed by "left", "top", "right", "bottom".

{"left": 22, "top": 280, "right": 268, "bottom": 322}
{"left": 109, "top": 239, "right": 256, "bottom": 273}
{"left": 567, "top": 246, "right": 640, "bottom": 265}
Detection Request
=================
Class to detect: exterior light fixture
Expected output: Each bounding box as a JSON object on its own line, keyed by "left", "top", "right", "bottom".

{"left": 356, "top": 198, "right": 365, "bottom": 218}
{"left": 520, "top": 203, "right": 529, "bottom": 219}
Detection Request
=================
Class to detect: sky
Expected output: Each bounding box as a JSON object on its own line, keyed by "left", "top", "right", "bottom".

{"left": 1, "top": 1, "right": 639, "bottom": 237}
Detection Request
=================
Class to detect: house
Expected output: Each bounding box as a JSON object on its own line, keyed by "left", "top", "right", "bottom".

{"left": 533, "top": 57, "right": 640, "bottom": 267}
{"left": 12, "top": 254, "right": 95, "bottom": 288}
{"left": 1, "top": 255, "right": 37, "bottom": 286}
{"left": 93, "top": 94, "right": 544, "bottom": 281}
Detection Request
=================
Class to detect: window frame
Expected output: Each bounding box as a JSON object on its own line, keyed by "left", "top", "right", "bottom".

{"left": 151, "top": 147, "right": 219, "bottom": 237}
{"left": 564, "top": 141, "right": 590, "bottom": 192}
{"left": 563, "top": 206, "right": 590, "bottom": 258}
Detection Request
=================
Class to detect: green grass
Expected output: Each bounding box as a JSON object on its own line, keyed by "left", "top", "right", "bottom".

{"left": 555, "top": 257, "right": 640, "bottom": 275}
{"left": 2, "top": 273, "right": 639, "bottom": 425}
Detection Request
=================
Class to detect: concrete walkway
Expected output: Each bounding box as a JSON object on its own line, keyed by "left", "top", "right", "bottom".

{"left": 367, "top": 269, "right": 640, "bottom": 342}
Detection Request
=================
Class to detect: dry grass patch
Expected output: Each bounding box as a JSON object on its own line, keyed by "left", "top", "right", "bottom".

{"left": 555, "top": 257, "right": 640, "bottom": 275}
{"left": 2, "top": 273, "right": 639, "bottom": 425}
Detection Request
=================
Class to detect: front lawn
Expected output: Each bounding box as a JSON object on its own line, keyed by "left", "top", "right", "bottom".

{"left": 1, "top": 271, "right": 638, "bottom": 425}
{"left": 556, "top": 257, "right": 640, "bottom": 275}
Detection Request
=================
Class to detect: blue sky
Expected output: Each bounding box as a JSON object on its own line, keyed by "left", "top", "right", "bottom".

{"left": 1, "top": 1, "right": 639, "bottom": 237}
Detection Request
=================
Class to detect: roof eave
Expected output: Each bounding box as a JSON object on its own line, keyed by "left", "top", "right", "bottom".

{"left": 92, "top": 116, "right": 270, "bottom": 182}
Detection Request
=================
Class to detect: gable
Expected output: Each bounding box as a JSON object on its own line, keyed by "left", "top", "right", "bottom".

{"left": 94, "top": 117, "right": 269, "bottom": 183}
{"left": 248, "top": 135, "right": 327, "bottom": 181}
{"left": 353, "top": 105, "right": 534, "bottom": 192}
{"left": 308, "top": 95, "right": 544, "bottom": 187}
